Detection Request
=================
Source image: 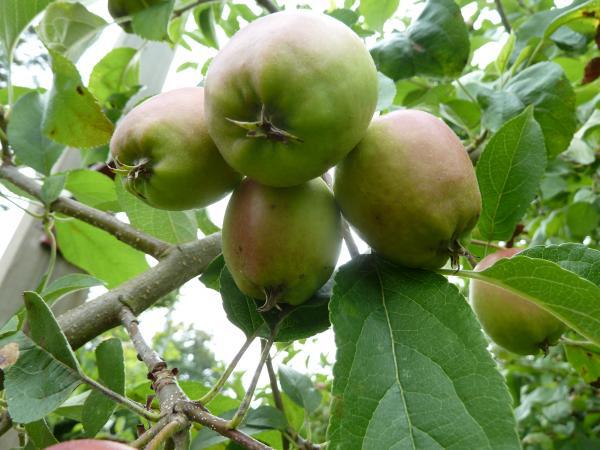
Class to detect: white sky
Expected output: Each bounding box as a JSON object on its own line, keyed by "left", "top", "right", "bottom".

{"left": 0, "top": 0, "right": 562, "bottom": 380}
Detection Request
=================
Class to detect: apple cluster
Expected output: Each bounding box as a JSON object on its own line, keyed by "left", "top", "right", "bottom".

{"left": 110, "top": 10, "right": 564, "bottom": 354}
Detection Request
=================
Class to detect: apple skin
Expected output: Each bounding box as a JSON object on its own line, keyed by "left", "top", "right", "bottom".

{"left": 469, "top": 248, "right": 567, "bottom": 355}
{"left": 222, "top": 178, "right": 342, "bottom": 310}
{"left": 110, "top": 87, "right": 242, "bottom": 210}
{"left": 204, "top": 10, "right": 378, "bottom": 187}
{"left": 334, "top": 109, "right": 481, "bottom": 269}
{"left": 46, "top": 439, "right": 134, "bottom": 450}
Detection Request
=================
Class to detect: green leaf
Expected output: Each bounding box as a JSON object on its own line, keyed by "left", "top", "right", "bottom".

{"left": 521, "top": 244, "right": 600, "bottom": 286}
{"left": 244, "top": 405, "right": 287, "bottom": 430}
{"left": 0, "top": 0, "right": 52, "bottom": 64}
{"left": 194, "top": 5, "right": 218, "bottom": 49}
{"left": 278, "top": 365, "right": 322, "bottom": 414}
{"left": 37, "top": 2, "right": 107, "bottom": 61}
{"left": 3, "top": 332, "right": 81, "bottom": 424}
{"left": 131, "top": 0, "right": 174, "bottom": 41}
{"left": 564, "top": 344, "right": 600, "bottom": 384}
{"left": 0, "top": 316, "right": 19, "bottom": 337}
{"left": 43, "top": 50, "right": 114, "bottom": 148}
{"left": 503, "top": 62, "right": 576, "bottom": 158}
{"left": 40, "top": 174, "right": 66, "bottom": 206}
{"left": 199, "top": 254, "right": 225, "bottom": 291}
{"left": 89, "top": 47, "right": 139, "bottom": 104}
{"left": 566, "top": 202, "right": 600, "bottom": 240}
{"left": 376, "top": 72, "right": 396, "bottom": 111}
{"left": 55, "top": 218, "right": 148, "bottom": 288}
{"left": 24, "top": 419, "right": 58, "bottom": 448}
{"left": 496, "top": 32, "right": 515, "bottom": 74}
{"left": 360, "top": 0, "right": 399, "bottom": 31}
{"left": 476, "top": 107, "right": 547, "bottom": 241}
{"left": 7, "top": 91, "right": 64, "bottom": 175}
{"left": 370, "top": 0, "right": 469, "bottom": 80}
{"left": 328, "top": 256, "right": 519, "bottom": 449}
{"left": 24, "top": 291, "right": 79, "bottom": 370}
{"left": 195, "top": 208, "right": 220, "bottom": 235}
{"left": 54, "top": 391, "right": 90, "bottom": 421}
{"left": 543, "top": 0, "right": 600, "bottom": 40}
{"left": 83, "top": 338, "right": 124, "bottom": 436}
{"left": 115, "top": 179, "right": 198, "bottom": 244}
{"left": 327, "top": 8, "right": 359, "bottom": 26}
{"left": 41, "top": 274, "right": 105, "bottom": 303}
{"left": 65, "top": 169, "right": 120, "bottom": 211}
{"left": 472, "top": 255, "right": 600, "bottom": 346}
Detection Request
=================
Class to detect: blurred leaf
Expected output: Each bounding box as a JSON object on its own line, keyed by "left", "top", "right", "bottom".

{"left": 41, "top": 273, "right": 105, "bottom": 303}
{"left": 194, "top": 5, "right": 218, "bottom": 49}
{"left": 43, "top": 50, "right": 114, "bottom": 148}
{"left": 0, "top": 0, "right": 52, "bottom": 63}
{"left": 131, "top": 0, "right": 174, "bottom": 41}
{"left": 371, "top": 0, "right": 469, "bottom": 80}
{"left": 327, "top": 8, "right": 359, "bottom": 26}
{"left": 199, "top": 254, "right": 225, "bottom": 291}
{"left": 40, "top": 173, "right": 66, "bottom": 206}
{"left": 195, "top": 208, "right": 220, "bottom": 235}
{"left": 55, "top": 218, "right": 148, "bottom": 288}
{"left": 89, "top": 47, "right": 139, "bottom": 104}
{"left": 83, "top": 338, "right": 125, "bottom": 436}
{"left": 477, "top": 107, "right": 547, "bottom": 241}
{"left": 565, "top": 344, "right": 600, "bottom": 384}
{"left": 24, "top": 419, "right": 58, "bottom": 448}
{"left": 278, "top": 365, "right": 322, "bottom": 414}
{"left": 376, "top": 72, "right": 396, "bottom": 111}
{"left": 566, "top": 202, "right": 600, "bottom": 239}
{"left": 496, "top": 32, "right": 515, "bottom": 74}
{"left": 37, "top": 2, "right": 107, "bottom": 61}
{"left": 65, "top": 169, "right": 120, "bottom": 211}
{"left": 360, "top": 0, "right": 399, "bottom": 31}
{"left": 328, "top": 255, "right": 519, "bottom": 449}
{"left": 115, "top": 179, "right": 198, "bottom": 244}
{"left": 543, "top": 0, "right": 600, "bottom": 41}
{"left": 6, "top": 91, "right": 64, "bottom": 175}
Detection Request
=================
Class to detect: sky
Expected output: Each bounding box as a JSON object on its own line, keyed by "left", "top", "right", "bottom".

{"left": 0, "top": 0, "right": 521, "bottom": 382}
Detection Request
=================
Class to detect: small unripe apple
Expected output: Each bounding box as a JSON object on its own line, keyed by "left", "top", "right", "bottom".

{"left": 46, "top": 439, "right": 134, "bottom": 450}
{"left": 469, "top": 248, "right": 567, "bottom": 355}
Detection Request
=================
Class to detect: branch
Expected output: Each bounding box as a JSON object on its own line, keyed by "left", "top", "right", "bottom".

{"left": 172, "top": 0, "right": 214, "bottom": 17}
{"left": 0, "top": 106, "right": 10, "bottom": 165}
{"left": 0, "top": 410, "right": 12, "bottom": 438}
{"left": 494, "top": 0, "right": 511, "bottom": 33}
{"left": 177, "top": 402, "right": 274, "bottom": 450}
{"left": 58, "top": 233, "right": 221, "bottom": 349}
{"left": 256, "top": 0, "right": 278, "bottom": 13}
{"left": 266, "top": 354, "right": 289, "bottom": 450}
{"left": 0, "top": 164, "right": 171, "bottom": 259}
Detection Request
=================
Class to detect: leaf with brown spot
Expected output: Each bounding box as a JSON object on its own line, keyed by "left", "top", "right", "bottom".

{"left": 0, "top": 343, "right": 19, "bottom": 369}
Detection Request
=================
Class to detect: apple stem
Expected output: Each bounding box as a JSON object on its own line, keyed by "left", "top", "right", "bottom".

{"left": 226, "top": 105, "right": 303, "bottom": 144}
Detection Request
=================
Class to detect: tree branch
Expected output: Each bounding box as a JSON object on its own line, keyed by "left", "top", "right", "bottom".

{"left": 0, "top": 164, "right": 171, "bottom": 259}
{"left": 256, "top": 0, "right": 278, "bottom": 13}
{"left": 494, "top": 0, "right": 511, "bottom": 33}
{"left": 177, "top": 402, "right": 274, "bottom": 450}
{"left": 266, "top": 354, "right": 289, "bottom": 450}
{"left": 58, "top": 233, "right": 221, "bottom": 349}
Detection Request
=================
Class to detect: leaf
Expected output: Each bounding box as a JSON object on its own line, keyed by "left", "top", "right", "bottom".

{"left": 55, "top": 218, "right": 148, "bottom": 288}
{"left": 543, "top": 0, "right": 600, "bottom": 41}
{"left": 473, "top": 255, "right": 600, "bottom": 346}
{"left": 83, "top": 338, "right": 124, "bottom": 436}
{"left": 65, "top": 169, "right": 120, "bottom": 211}
{"left": 0, "top": 316, "right": 19, "bottom": 337}
{"left": 40, "top": 174, "right": 66, "bottom": 206}
{"left": 278, "top": 365, "right": 322, "bottom": 414}
{"left": 520, "top": 243, "right": 600, "bottom": 286}
{"left": 199, "top": 254, "right": 225, "bottom": 291}
{"left": 194, "top": 5, "right": 218, "bottom": 49}
{"left": 42, "top": 50, "right": 114, "bottom": 148}
{"left": 0, "top": 0, "right": 52, "bottom": 64}
{"left": 480, "top": 91, "right": 524, "bottom": 132}
{"left": 503, "top": 62, "right": 576, "bottom": 158}
{"left": 244, "top": 405, "right": 287, "bottom": 430}
{"left": 476, "top": 107, "right": 547, "bottom": 241}
{"left": 328, "top": 255, "right": 519, "bottom": 449}
{"left": 24, "top": 291, "right": 79, "bottom": 370}
{"left": 115, "top": 179, "right": 198, "bottom": 244}
{"left": 564, "top": 344, "right": 600, "bottom": 384}
{"left": 24, "top": 419, "right": 58, "bottom": 448}
{"left": 37, "top": 2, "right": 107, "bottom": 61}
{"left": 376, "top": 72, "right": 396, "bottom": 111}
{"left": 131, "top": 0, "right": 174, "bottom": 41}
{"left": 89, "top": 47, "right": 140, "bottom": 104}
{"left": 360, "top": 0, "right": 399, "bottom": 31}
{"left": 54, "top": 391, "right": 90, "bottom": 421}
{"left": 41, "top": 274, "right": 105, "bottom": 303}
{"left": 496, "top": 32, "right": 515, "bottom": 74}
{"left": 195, "top": 208, "right": 220, "bottom": 235}
{"left": 6, "top": 92, "right": 64, "bottom": 175}
{"left": 4, "top": 332, "right": 81, "bottom": 424}
{"left": 370, "top": 0, "right": 469, "bottom": 80}
{"left": 566, "top": 202, "right": 600, "bottom": 240}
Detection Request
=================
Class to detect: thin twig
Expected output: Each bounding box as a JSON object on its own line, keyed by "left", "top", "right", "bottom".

{"left": 81, "top": 374, "right": 161, "bottom": 421}
{"left": 266, "top": 353, "right": 289, "bottom": 450}
{"left": 228, "top": 336, "right": 275, "bottom": 429}
{"left": 0, "top": 410, "right": 12, "bottom": 438}
{"left": 0, "top": 106, "right": 11, "bottom": 164}
{"left": 131, "top": 416, "right": 172, "bottom": 448}
{"left": 200, "top": 331, "right": 258, "bottom": 405}
{"left": 470, "top": 239, "right": 504, "bottom": 250}
{"left": 145, "top": 418, "right": 186, "bottom": 450}
{"left": 172, "top": 0, "right": 215, "bottom": 17}
{"left": 0, "top": 164, "right": 171, "bottom": 259}
{"left": 120, "top": 308, "right": 164, "bottom": 369}
{"left": 494, "top": 0, "right": 511, "bottom": 33}
{"left": 178, "top": 402, "right": 274, "bottom": 450}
